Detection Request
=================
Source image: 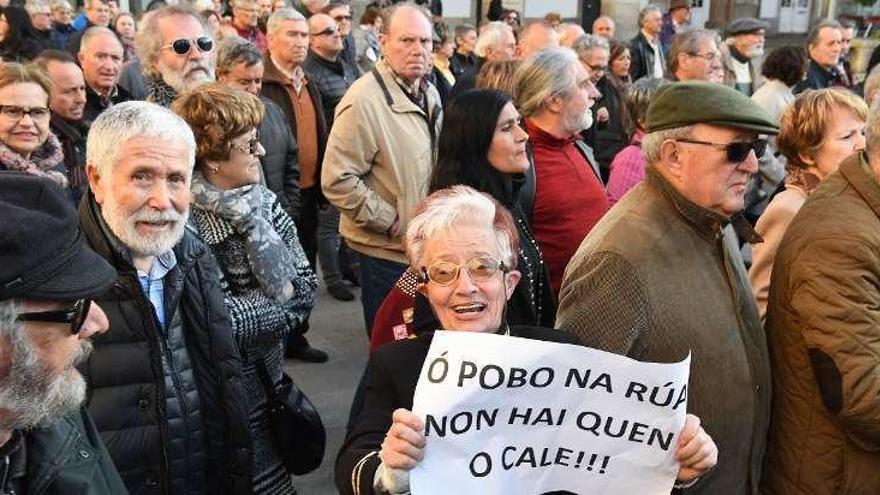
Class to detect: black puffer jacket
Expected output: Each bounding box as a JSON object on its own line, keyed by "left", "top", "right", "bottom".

{"left": 78, "top": 193, "right": 252, "bottom": 495}
{"left": 259, "top": 96, "right": 300, "bottom": 220}
{"left": 301, "top": 50, "right": 358, "bottom": 127}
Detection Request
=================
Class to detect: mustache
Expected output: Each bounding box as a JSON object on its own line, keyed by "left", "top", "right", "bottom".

{"left": 131, "top": 207, "right": 184, "bottom": 224}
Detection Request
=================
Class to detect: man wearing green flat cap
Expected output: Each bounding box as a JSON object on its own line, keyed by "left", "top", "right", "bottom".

{"left": 557, "top": 81, "right": 777, "bottom": 494}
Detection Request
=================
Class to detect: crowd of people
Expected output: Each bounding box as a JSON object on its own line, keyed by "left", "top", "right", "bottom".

{"left": 0, "top": 0, "right": 879, "bottom": 493}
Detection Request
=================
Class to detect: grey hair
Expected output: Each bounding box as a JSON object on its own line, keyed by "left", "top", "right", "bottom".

{"left": 571, "top": 34, "right": 609, "bottom": 63}
{"left": 0, "top": 299, "right": 18, "bottom": 341}
{"left": 638, "top": 4, "right": 662, "bottom": 28}
{"left": 405, "top": 185, "right": 517, "bottom": 270}
{"left": 514, "top": 47, "right": 578, "bottom": 119}
{"left": 216, "top": 37, "right": 263, "bottom": 75}
{"left": 135, "top": 5, "right": 209, "bottom": 77}
{"left": 806, "top": 19, "right": 841, "bottom": 48}
{"left": 24, "top": 0, "right": 50, "bottom": 16}
{"left": 474, "top": 21, "right": 510, "bottom": 58}
{"left": 626, "top": 77, "right": 669, "bottom": 129}
{"left": 87, "top": 101, "right": 196, "bottom": 177}
{"left": 79, "top": 26, "right": 121, "bottom": 55}
{"left": 667, "top": 29, "right": 718, "bottom": 74}
{"left": 266, "top": 7, "right": 305, "bottom": 34}
{"left": 642, "top": 125, "right": 695, "bottom": 165}
{"left": 454, "top": 23, "right": 475, "bottom": 40}
{"left": 49, "top": 0, "right": 72, "bottom": 11}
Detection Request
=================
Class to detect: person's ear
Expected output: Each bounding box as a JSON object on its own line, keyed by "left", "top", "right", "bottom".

{"left": 86, "top": 162, "right": 105, "bottom": 205}
{"left": 659, "top": 139, "right": 684, "bottom": 181}
{"left": 545, "top": 92, "right": 564, "bottom": 114}
{"left": 798, "top": 151, "right": 816, "bottom": 167}
{"left": 504, "top": 270, "right": 521, "bottom": 299}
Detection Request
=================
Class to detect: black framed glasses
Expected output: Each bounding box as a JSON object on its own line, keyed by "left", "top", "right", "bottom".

{"left": 0, "top": 105, "right": 51, "bottom": 121}
{"left": 16, "top": 299, "right": 92, "bottom": 335}
{"left": 230, "top": 134, "right": 261, "bottom": 155}
{"left": 162, "top": 36, "right": 214, "bottom": 55}
{"left": 676, "top": 138, "right": 767, "bottom": 163}
{"left": 421, "top": 256, "right": 508, "bottom": 286}
{"left": 311, "top": 26, "right": 338, "bottom": 37}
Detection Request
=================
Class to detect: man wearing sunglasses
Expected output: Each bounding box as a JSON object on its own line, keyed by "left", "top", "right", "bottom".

{"left": 0, "top": 173, "right": 126, "bottom": 494}
{"left": 139, "top": 5, "right": 216, "bottom": 107}
{"left": 557, "top": 81, "right": 779, "bottom": 494}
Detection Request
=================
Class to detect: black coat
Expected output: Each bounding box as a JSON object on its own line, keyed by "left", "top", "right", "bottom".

{"left": 301, "top": 50, "right": 358, "bottom": 127}
{"left": 1, "top": 409, "right": 128, "bottom": 495}
{"left": 49, "top": 113, "right": 88, "bottom": 204}
{"left": 83, "top": 83, "right": 133, "bottom": 124}
{"left": 593, "top": 75, "right": 628, "bottom": 183}
{"left": 793, "top": 58, "right": 845, "bottom": 94}
{"left": 259, "top": 96, "right": 301, "bottom": 219}
{"left": 629, "top": 31, "right": 665, "bottom": 82}
{"left": 336, "top": 327, "right": 582, "bottom": 495}
{"left": 78, "top": 194, "right": 252, "bottom": 495}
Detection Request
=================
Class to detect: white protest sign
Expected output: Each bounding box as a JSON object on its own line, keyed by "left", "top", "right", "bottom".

{"left": 410, "top": 331, "right": 690, "bottom": 495}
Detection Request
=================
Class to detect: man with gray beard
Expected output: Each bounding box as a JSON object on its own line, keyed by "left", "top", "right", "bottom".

{"left": 78, "top": 101, "right": 252, "bottom": 494}
{"left": 514, "top": 47, "right": 608, "bottom": 298}
{"left": 135, "top": 5, "right": 216, "bottom": 106}
{"left": 721, "top": 17, "right": 769, "bottom": 96}
{"left": 0, "top": 173, "right": 126, "bottom": 494}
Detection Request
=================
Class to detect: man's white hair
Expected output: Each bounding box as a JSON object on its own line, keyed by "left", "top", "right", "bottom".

{"left": 267, "top": 6, "right": 305, "bottom": 34}
{"left": 87, "top": 101, "right": 196, "bottom": 177}
{"left": 474, "top": 21, "right": 510, "bottom": 58}
{"left": 405, "top": 185, "right": 517, "bottom": 270}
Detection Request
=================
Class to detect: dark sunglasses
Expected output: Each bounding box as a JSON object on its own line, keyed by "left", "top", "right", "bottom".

{"left": 676, "top": 138, "right": 767, "bottom": 163}
{"left": 311, "top": 26, "right": 338, "bottom": 37}
{"left": 162, "top": 36, "right": 214, "bottom": 55}
{"left": 16, "top": 299, "right": 92, "bottom": 335}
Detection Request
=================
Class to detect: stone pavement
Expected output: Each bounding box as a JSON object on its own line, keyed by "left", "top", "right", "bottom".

{"left": 285, "top": 285, "right": 369, "bottom": 495}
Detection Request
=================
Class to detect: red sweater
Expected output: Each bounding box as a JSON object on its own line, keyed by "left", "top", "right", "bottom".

{"left": 526, "top": 119, "right": 609, "bottom": 297}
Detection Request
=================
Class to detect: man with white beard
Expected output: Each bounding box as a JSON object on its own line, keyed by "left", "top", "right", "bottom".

{"left": 78, "top": 101, "right": 252, "bottom": 494}
{"left": 513, "top": 47, "right": 608, "bottom": 298}
{"left": 721, "top": 17, "right": 769, "bottom": 96}
{"left": 0, "top": 173, "right": 126, "bottom": 494}
{"left": 135, "top": 5, "right": 216, "bottom": 106}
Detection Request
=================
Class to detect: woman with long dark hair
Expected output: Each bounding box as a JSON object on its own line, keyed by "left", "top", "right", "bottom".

{"left": 0, "top": 6, "right": 43, "bottom": 62}
{"left": 368, "top": 89, "right": 554, "bottom": 350}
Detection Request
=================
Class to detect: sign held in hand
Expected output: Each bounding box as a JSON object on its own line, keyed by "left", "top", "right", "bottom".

{"left": 411, "top": 331, "right": 690, "bottom": 495}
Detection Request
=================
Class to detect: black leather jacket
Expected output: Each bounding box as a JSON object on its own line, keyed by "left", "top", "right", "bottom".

{"left": 629, "top": 31, "right": 666, "bottom": 82}
{"left": 78, "top": 193, "right": 252, "bottom": 495}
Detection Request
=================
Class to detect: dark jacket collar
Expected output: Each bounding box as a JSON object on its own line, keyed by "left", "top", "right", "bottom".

{"left": 306, "top": 49, "right": 343, "bottom": 72}
{"left": 646, "top": 166, "right": 759, "bottom": 243}
{"left": 50, "top": 113, "right": 87, "bottom": 140}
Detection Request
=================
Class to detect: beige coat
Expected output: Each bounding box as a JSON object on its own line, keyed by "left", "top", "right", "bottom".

{"left": 321, "top": 59, "right": 442, "bottom": 263}
{"left": 749, "top": 187, "right": 808, "bottom": 320}
{"left": 763, "top": 154, "right": 880, "bottom": 494}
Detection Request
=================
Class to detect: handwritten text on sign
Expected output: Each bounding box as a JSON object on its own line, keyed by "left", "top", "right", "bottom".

{"left": 410, "top": 331, "right": 690, "bottom": 495}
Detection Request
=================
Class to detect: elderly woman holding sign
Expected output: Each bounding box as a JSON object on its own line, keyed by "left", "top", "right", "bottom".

{"left": 336, "top": 186, "right": 718, "bottom": 495}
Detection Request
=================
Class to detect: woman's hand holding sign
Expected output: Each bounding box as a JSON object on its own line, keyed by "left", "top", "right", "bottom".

{"left": 674, "top": 413, "right": 718, "bottom": 483}
{"left": 378, "top": 408, "right": 426, "bottom": 493}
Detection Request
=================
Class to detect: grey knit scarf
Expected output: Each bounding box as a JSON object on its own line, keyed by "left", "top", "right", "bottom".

{"left": 190, "top": 172, "right": 298, "bottom": 303}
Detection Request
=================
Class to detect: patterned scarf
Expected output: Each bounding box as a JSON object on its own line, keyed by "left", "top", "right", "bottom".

{"left": 0, "top": 132, "right": 66, "bottom": 187}
{"left": 145, "top": 73, "right": 178, "bottom": 108}
{"left": 190, "top": 172, "right": 299, "bottom": 303}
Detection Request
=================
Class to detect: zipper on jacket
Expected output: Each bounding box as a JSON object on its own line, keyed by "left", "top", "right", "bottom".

{"left": 0, "top": 454, "right": 11, "bottom": 495}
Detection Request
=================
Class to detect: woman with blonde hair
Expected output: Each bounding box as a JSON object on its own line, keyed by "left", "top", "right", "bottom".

{"left": 173, "top": 83, "right": 317, "bottom": 494}
{"left": 749, "top": 88, "right": 868, "bottom": 318}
